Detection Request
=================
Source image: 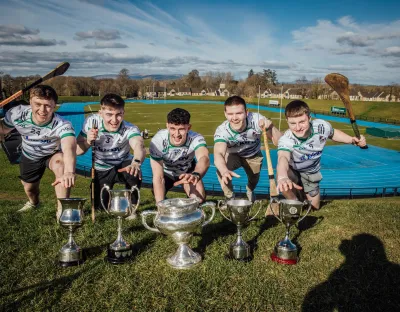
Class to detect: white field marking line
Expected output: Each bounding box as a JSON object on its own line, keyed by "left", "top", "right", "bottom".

{"left": 331, "top": 149, "right": 387, "bottom": 166}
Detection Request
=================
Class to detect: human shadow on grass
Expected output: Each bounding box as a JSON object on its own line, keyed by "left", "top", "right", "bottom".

{"left": 0, "top": 261, "right": 102, "bottom": 311}
{"left": 302, "top": 233, "right": 400, "bottom": 312}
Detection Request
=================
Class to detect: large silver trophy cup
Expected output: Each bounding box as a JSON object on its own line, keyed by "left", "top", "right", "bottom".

{"left": 141, "top": 198, "right": 215, "bottom": 269}
{"left": 58, "top": 198, "right": 86, "bottom": 267}
{"left": 269, "top": 198, "right": 312, "bottom": 265}
{"left": 218, "top": 199, "right": 262, "bottom": 261}
{"left": 101, "top": 185, "right": 140, "bottom": 264}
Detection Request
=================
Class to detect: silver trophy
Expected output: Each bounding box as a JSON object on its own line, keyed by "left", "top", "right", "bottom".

{"left": 269, "top": 198, "right": 312, "bottom": 265}
{"left": 58, "top": 198, "right": 86, "bottom": 267}
{"left": 141, "top": 198, "right": 215, "bottom": 269}
{"left": 218, "top": 199, "right": 262, "bottom": 260}
{"left": 101, "top": 185, "right": 140, "bottom": 264}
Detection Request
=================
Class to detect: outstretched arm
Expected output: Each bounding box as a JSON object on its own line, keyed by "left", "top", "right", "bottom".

{"left": 117, "top": 136, "right": 146, "bottom": 177}
{"left": 174, "top": 146, "right": 210, "bottom": 186}
{"left": 214, "top": 141, "right": 240, "bottom": 185}
{"left": 52, "top": 135, "right": 77, "bottom": 188}
{"left": 150, "top": 158, "right": 165, "bottom": 203}
{"left": 276, "top": 150, "right": 302, "bottom": 192}
{"left": 331, "top": 129, "right": 366, "bottom": 147}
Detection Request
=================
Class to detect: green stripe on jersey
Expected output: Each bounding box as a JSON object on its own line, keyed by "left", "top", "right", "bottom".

{"left": 194, "top": 143, "right": 207, "bottom": 150}
{"left": 60, "top": 133, "right": 75, "bottom": 139}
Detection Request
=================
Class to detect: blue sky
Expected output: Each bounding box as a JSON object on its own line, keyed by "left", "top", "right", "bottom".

{"left": 0, "top": 0, "right": 399, "bottom": 84}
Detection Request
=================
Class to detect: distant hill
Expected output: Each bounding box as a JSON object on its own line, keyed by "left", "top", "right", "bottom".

{"left": 92, "top": 74, "right": 184, "bottom": 80}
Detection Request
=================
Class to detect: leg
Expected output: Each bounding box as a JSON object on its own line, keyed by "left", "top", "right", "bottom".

{"left": 18, "top": 154, "right": 46, "bottom": 212}
{"left": 242, "top": 152, "right": 263, "bottom": 201}
{"left": 95, "top": 168, "right": 116, "bottom": 211}
{"left": 299, "top": 171, "right": 323, "bottom": 210}
{"left": 117, "top": 160, "right": 142, "bottom": 205}
{"left": 216, "top": 153, "right": 242, "bottom": 199}
{"left": 48, "top": 152, "right": 69, "bottom": 215}
{"left": 183, "top": 180, "right": 206, "bottom": 203}
{"left": 281, "top": 167, "right": 304, "bottom": 200}
{"left": 306, "top": 191, "right": 321, "bottom": 210}
{"left": 21, "top": 180, "right": 40, "bottom": 205}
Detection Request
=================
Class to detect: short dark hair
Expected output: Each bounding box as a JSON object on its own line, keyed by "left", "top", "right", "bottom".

{"left": 224, "top": 95, "right": 246, "bottom": 111}
{"left": 167, "top": 108, "right": 191, "bottom": 125}
{"left": 30, "top": 85, "right": 58, "bottom": 103}
{"left": 285, "top": 100, "right": 310, "bottom": 118}
{"left": 100, "top": 93, "right": 125, "bottom": 109}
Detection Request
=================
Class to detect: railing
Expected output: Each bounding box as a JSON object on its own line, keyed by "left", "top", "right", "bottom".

{"left": 76, "top": 164, "right": 399, "bottom": 200}
{"left": 310, "top": 109, "right": 400, "bottom": 125}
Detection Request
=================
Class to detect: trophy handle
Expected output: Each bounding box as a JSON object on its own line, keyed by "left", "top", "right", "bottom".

{"left": 217, "top": 200, "right": 232, "bottom": 222}
{"left": 298, "top": 200, "right": 313, "bottom": 223}
{"left": 141, "top": 210, "right": 160, "bottom": 233}
{"left": 269, "top": 197, "right": 283, "bottom": 223}
{"left": 200, "top": 201, "right": 216, "bottom": 227}
{"left": 248, "top": 200, "right": 263, "bottom": 221}
{"left": 130, "top": 185, "right": 141, "bottom": 213}
{"left": 100, "top": 184, "right": 110, "bottom": 214}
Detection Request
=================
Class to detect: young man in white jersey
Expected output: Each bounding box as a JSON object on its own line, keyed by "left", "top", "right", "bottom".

{"left": 277, "top": 100, "right": 367, "bottom": 209}
{"left": 0, "top": 85, "right": 77, "bottom": 219}
{"left": 150, "top": 108, "right": 209, "bottom": 204}
{"left": 77, "top": 94, "right": 145, "bottom": 219}
{"left": 214, "top": 95, "right": 282, "bottom": 204}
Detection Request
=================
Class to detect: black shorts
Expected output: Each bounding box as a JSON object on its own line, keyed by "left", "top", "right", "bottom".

{"left": 19, "top": 152, "right": 54, "bottom": 183}
{"left": 163, "top": 160, "right": 196, "bottom": 193}
{"left": 94, "top": 159, "right": 142, "bottom": 209}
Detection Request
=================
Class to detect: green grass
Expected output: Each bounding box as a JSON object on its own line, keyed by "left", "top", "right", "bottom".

{"left": 0, "top": 151, "right": 399, "bottom": 311}
{"left": 82, "top": 102, "right": 400, "bottom": 151}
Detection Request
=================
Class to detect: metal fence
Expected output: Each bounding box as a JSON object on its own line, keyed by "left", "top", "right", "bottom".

{"left": 310, "top": 109, "right": 400, "bottom": 125}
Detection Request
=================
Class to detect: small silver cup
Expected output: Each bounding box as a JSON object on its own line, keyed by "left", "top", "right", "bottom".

{"left": 58, "top": 198, "right": 86, "bottom": 267}
{"left": 218, "top": 199, "right": 262, "bottom": 260}
{"left": 101, "top": 184, "right": 140, "bottom": 264}
{"left": 269, "top": 198, "right": 312, "bottom": 264}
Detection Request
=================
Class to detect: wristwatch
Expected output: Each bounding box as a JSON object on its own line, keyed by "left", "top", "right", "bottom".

{"left": 133, "top": 159, "right": 141, "bottom": 165}
{"left": 191, "top": 172, "right": 201, "bottom": 180}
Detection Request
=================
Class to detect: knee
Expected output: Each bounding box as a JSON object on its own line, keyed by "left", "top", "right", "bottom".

{"left": 51, "top": 160, "right": 65, "bottom": 177}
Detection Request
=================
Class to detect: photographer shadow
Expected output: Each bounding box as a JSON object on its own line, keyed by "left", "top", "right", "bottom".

{"left": 302, "top": 233, "right": 400, "bottom": 311}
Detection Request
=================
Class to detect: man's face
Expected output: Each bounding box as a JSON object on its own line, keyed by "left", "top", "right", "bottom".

{"left": 224, "top": 104, "right": 248, "bottom": 132}
{"left": 30, "top": 96, "right": 56, "bottom": 125}
{"left": 167, "top": 123, "right": 191, "bottom": 146}
{"left": 286, "top": 113, "right": 311, "bottom": 138}
{"left": 100, "top": 106, "right": 124, "bottom": 132}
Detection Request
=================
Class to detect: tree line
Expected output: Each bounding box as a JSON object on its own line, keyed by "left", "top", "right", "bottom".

{"left": 1, "top": 68, "right": 398, "bottom": 101}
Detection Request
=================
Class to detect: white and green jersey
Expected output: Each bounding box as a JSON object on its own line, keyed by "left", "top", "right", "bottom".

{"left": 80, "top": 114, "right": 141, "bottom": 171}
{"left": 278, "top": 119, "right": 334, "bottom": 173}
{"left": 214, "top": 112, "right": 266, "bottom": 158}
{"left": 3, "top": 105, "right": 75, "bottom": 160}
{"left": 149, "top": 129, "right": 207, "bottom": 178}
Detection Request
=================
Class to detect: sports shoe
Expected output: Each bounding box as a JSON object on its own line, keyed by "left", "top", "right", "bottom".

{"left": 17, "top": 201, "right": 39, "bottom": 212}
{"left": 246, "top": 189, "right": 256, "bottom": 203}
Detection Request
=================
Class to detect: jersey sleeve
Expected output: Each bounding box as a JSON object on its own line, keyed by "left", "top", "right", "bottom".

{"left": 127, "top": 124, "right": 141, "bottom": 139}
{"left": 317, "top": 119, "right": 334, "bottom": 139}
{"left": 3, "top": 105, "right": 22, "bottom": 128}
{"left": 277, "top": 132, "right": 294, "bottom": 152}
{"left": 58, "top": 121, "right": 75, "bottom": 139}
{"left": 214, "top": 124, "right": 228, "bottom": 144}
{"left": 192, "top": 134, "right": 207, "bottom": 150}
{"left": 149, "top": 134, "right": 163, "bottom": 161}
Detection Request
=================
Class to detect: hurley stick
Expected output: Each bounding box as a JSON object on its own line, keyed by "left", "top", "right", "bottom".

{"left": 90, "top": 119, "right": 98, "bottom": 223}
{"left": 0, "top": 62, "right": 70, "bottom": 107}
{"left": 324, "top": 73, "right": 368, "bottom": 149}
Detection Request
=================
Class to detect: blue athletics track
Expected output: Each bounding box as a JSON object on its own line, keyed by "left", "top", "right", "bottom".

{"left": 57, "top": 100, "right": 400, "bottom": 199}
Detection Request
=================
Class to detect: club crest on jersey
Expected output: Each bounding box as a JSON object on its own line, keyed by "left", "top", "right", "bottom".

{"left": 319, "top": 135, "right": 326, "bottom": 143}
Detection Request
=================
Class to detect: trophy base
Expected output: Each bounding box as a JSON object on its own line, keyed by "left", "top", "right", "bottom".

{"left": 167, "top": 244, "right": 201, "bottom": 269}
{"left": 270, "top": 252, "right": 298, "bottom": 265}
{"left": 105, "top": 247, "right": 133, "bottom": 265}
{"left": 58, "top": 259, "right": 85, "bottom": 267}
{"left": 230, "top": 243, "right": 251, "bottom": 261}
